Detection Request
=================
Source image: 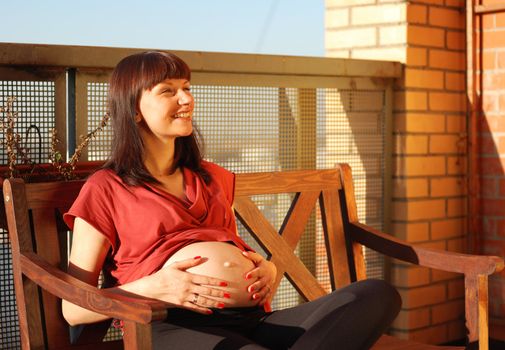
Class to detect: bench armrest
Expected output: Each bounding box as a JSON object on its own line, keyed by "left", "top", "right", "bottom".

{"left": 20, "top": 252, "right": 167, "bottom": 324}
{"left": 350, "top": 222, "right": 504, "bottom": 276}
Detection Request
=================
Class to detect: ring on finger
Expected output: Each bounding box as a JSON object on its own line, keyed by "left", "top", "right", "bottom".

{"left": 192, "top": 293, "right": 199, "bottom": 304}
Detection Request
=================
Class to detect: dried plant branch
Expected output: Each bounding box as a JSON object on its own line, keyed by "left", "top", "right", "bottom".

{"left": 49, "top": 112, "right": 110, "bottom": 180}
{"left": 0, "top": 97, "right": 34, "bottom": 178}
{"left": 1, "top": 96, "right": 109, "bottom": 182}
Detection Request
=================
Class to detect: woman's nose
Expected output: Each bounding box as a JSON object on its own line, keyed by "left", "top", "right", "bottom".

{"left": 178, "top": 90, "right": 193, "bottom": 105}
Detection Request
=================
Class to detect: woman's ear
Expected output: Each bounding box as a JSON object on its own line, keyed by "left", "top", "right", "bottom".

{"left": 134, "top": 113, "right": 142, "bottom": 123}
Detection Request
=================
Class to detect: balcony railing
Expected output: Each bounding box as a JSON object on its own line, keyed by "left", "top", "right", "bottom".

{"left": 0, "top": 43, "right": 400, "bottom": 349}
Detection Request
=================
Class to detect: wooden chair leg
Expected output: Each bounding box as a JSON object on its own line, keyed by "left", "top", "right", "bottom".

{"left": 122, "top": 321, "right": 152, "bottom": 350}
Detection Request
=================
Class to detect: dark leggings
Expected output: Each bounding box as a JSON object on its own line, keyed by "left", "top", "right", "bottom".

{"left": 152, "top": 279, "right": 401, "bottom": 350}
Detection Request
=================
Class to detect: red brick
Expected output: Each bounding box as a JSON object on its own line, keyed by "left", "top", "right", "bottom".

{"left": 445, "top": 72, "right": 465, "bottom": 91}
{"left": 432, "top": 300, "right": 465, "bottom": 324}
{"left": 498, "top": 136, "right": 505, "bottom": 154}
{"left": 481, "top": 177, "right": 498, "bottom": 198}
{"left": 497, "top": 52, "right": 505, "bottom": 69}
{"left": 447, "top": 156, "right": 466, "bottom": 175}
{"left": 445, "top": 0, "right": 464, "bottom": 6}
{"left": 480, "top": 134, "right": 498, "bottom": 155}
{"left": 496, "top": 219, "right": 505, "bottom": 237}
{"left": 483, "top": 30, "right": 505, "bottom": 49}
{"left": 499, "top": 178, "right": 505, "bottom": 196}
{"left": 496, "top": 13, "right": 505, "bottom": 28}
{"left": 408, "top": 25, "right": 445, "bottom": 48}
{"left": 447, "top": 198, "right": 466, "bottom": 217}
{"left": 429, "top": 92, "right": 466, "bottom": 112}
{"left": 448, "top": 237, "right": 466, "bottom": 252}
{"left": 405, "top": 68, "right": 444, "bottom": 89}
{"left": 448, "top": 278, "right": 464, "bottom": 299}
{"left": 446, "top": 115, "right": 465, "bottom": 132}
{"left": 482, "top": 217, "right": 497, "bottom": 237}
{"left": 407, "top": 47, "right": 427, "bottom": 66}
{"left": 392, "top": 308, "right": 430, "bottom": 330}
{"left": 407, "top": 4, "right": 427, "bottom": 24}
{"left": 431, "top": 177, "right": 465, "bottom": 197}
{"left": 410, "top": 0, "right": 443, "bottom": 5}
{"left": 482, "top": 51, "right": 496, "bottom": 70}
{"left": 482, "top": 93, "right": 498, "bottom": 112}
{"left": 479, "top": 156, "right": 505, "bottom": 175}
{"left": 392, "top": 323, "right": 449, "bottom": 344}
{"left": 482, "top": 14, "right": 495, "bottom": 30}
{"left": 429, "top": 50, "right": 465, "bottom": 70}
{"left": 431, "top": 218, "right": 465, "bottom": 240}
{"left": 429, "top": 134, "right": 463, "bottom": 154}
{"left": 483, "top": 73, "right": 505, "bottom": 91}
{"left": 392, "top": 222, "right": 430, "bottom": 242}
{"left": 482, "top": 198, "right": 505, "bottom": 216}
{"left": 429, "top": 7, "right": 464, "bottom": 29}
{"left": 393, "top": 199, "right": 446, "bottom": 220}
{"left": 398, "top": 283, "right": 447, "bottom": 308}
{"left": 481, "top": 115, "right": 505, "bottom": 133}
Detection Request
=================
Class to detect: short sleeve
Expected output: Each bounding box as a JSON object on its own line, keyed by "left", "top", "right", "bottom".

{"left": 63, "top": 177, "right": 117, "bottom": 251}
{"left": 201, "top": 161, "right": 235, "bottom": 204}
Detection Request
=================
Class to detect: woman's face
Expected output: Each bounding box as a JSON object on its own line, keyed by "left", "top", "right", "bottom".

{"left": 137, "top": 78, "right": 194, "bottom": 141}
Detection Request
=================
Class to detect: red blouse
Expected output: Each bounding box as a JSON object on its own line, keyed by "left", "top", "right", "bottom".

{"left": 63, "top": 161, "right": 253, "bottom": 285}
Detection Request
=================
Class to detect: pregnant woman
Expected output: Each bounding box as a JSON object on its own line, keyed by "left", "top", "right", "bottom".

{"left": 62, "top": 51, "right": 401, "bottom": 350}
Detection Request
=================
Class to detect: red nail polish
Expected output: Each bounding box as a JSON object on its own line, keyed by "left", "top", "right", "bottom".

{"left": 219, "top": 282, "right": 228, "bottom": 287}
{"left": 223, "top": 292, "right": 231, "bottom": 299}
{"left": 206, "top": 310, "right": 213, "bottom": 315}
{"left": 253, "top": 294, "right": 259, "bottom": 300}
{"left": 194, "top": 256, "right": 201, "bottom": 259}
{"left": 217, "top": 302, "right": 225, "bottom": 309}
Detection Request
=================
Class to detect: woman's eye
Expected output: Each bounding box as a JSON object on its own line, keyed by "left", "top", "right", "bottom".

{"left": 184, "top": 87, "right": 191, "bottom": 92}
{"left": 162, "top": 89, "right": 174, "bottom": 95}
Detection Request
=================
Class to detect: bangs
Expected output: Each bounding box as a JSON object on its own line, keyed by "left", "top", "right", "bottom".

{"left": 139, "top": 51, "right": 191, "bottom": 91}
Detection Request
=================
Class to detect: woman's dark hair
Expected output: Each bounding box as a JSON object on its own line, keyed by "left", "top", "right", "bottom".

{"left": 104, "top": 51, "right": 210, "bottom": 185}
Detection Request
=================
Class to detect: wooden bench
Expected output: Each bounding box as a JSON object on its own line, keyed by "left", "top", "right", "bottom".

{"left": 3, "top": 164, "right": 503, "bottom": 349}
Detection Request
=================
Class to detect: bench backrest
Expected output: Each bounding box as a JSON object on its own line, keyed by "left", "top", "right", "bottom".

{"left": 234, "top": 165, "right": 365, "bottom": 301}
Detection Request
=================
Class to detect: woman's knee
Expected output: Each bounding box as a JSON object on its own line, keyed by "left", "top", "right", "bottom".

{"left": 350, "top": 279, "right": 402, "bottom": 319}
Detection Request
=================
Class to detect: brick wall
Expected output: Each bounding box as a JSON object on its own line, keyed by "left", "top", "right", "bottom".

{"left": 325, "top": 0, "right": 468, "bottom": 344}
{"left": 477, "top": 0, "right": 505, "bottom": 332}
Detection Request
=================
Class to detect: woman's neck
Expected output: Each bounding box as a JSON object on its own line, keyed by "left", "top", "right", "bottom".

{"left": 142, "top": 134, "right": 177, "bottom": 176}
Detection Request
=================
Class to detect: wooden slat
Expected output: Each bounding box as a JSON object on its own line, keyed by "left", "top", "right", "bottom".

{"left": 24, "top": 180, "right": 85, "bottom": 209}
{"left": 269, "top": 191, "right": 320, "bottom": 292}
{"left": 123, "top": 321, "right": 152, "bottom": 350}
{"left": 279, "top": 191, "right": 320, "bottom": 250}
{"left": 234, "top": 196, "right": 327, "bottom": 300}
{"left": 337, "top": 164, "right": 367, "bottom": 280}
{"left": 3, "top": 179, "right": 46, "bottom": 348}
{"left": 235, "top": 169, "right": 340, "bottom": 196}
{"left": 320, "top": 189, "right": 351, "bottom": 289}
{"left": 478, "top": 275, "right": 488, "bottom": 350}
{"left": 32, "top": 208, "right": 71, "bottom": 349}
{"left": 20, "top": 252, "right": 167, "bottom": 324}
{"left": 351, "top": 222, "right": 504, "bottom": 275}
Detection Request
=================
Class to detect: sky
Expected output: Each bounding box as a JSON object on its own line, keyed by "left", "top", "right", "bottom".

{"left": 0, "top": 0, "right": 325, "bottom": 57}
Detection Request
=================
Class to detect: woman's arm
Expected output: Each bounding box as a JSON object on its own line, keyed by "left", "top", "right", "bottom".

{"left": 62, "top": 218, "right": 232, "bottom": 326}
{"left": 62, "top": 217, "right": 112, "bottom": 325}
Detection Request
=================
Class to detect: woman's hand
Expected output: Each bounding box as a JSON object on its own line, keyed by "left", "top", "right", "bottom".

{"left": 242, "top": 251, "right": 277, "bottom": 311}
{"left": 144, "top": 256, "right": 231, "bottom": 315}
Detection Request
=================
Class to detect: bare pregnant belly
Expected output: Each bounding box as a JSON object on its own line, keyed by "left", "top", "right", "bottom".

{"left": 163, "top": 241, "right": 258, "bottom": 307}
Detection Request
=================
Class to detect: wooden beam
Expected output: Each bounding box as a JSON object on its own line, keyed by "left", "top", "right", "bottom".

{"left": 475, "top": 4, "right": 505, "bottom": 15}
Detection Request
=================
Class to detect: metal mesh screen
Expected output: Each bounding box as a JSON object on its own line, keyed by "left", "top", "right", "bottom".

{"left": 86, "top": 82, "right": 111, "bottom": 160}
{"left": 0, "top": 81, "right": 56, "bottom": 167}
{"left": 0, "top": 80, "right": 387, "bottom": 347}
{"left": 1, "top": 80, "right": 56, "bottom": 349}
